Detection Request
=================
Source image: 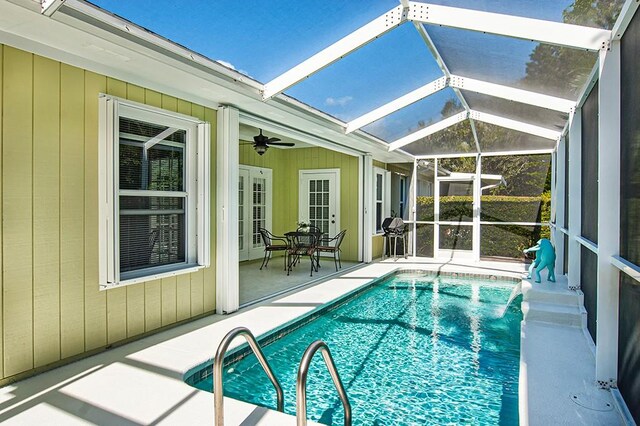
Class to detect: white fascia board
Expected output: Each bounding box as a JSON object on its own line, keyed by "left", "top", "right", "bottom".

{"left": 388, "top": 111, "right": 467, "bottom": 151}
{"left": 470, "top": 110, "right": 561, "bottom": 140}
{"left": 263, "top": 5, "right": 407, "bottom": 100}
{"left": 345, "top": 76, "right": 447, "bottom": 133}
{"left": 449, "top": 75, "right": 575, "bottom": 113}
{"left": 611, "top": 0, "right": 640, "bottom": 40}
{"left": 41, "top": 0, "right": 65, "bottom": 16}
{"left": 407, "top": 1, "right": 611, "bottom": 51}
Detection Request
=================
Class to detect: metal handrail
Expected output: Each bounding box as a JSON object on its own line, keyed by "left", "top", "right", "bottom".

{"left": 296, "top": 340, "right": 352, "bottom": 426}
{"left": 214, "top": 327, "right": 284, "bottom": 426}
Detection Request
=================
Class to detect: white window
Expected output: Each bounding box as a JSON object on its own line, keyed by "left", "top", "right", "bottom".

{"left": 98, "top": 95, "right": 210, "bottom": 288}
{"left": 373, "top": 167, "right": 391, "bottom": 235}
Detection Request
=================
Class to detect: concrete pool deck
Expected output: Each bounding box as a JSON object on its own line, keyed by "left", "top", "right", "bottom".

{"left": 0, "top": 259, "right": 626, "bottom": 425}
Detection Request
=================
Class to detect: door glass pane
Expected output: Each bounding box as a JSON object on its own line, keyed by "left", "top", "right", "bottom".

{"left": 253, "top": 177, "right": 266, "bottom": 247}
{"left": 309, "top": 178, "right": 330, "bottom": 234}
{"left": 239, "top": 175, "right": 244, "bottom": 251}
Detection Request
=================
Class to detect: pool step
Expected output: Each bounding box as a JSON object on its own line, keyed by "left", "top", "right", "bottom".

{"left": 521, "top": 300, "right": 586, "bottom": 328}
{"left": 520, "top": 277, "right": 586, "bottom": 327}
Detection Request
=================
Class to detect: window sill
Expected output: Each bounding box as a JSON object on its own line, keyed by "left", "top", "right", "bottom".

{"left": 101, "top": 264, "right": 205, "bottom": 290}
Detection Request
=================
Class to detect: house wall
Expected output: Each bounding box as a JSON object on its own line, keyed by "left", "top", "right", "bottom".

{"left": 0, "top": 45, "right": 216, "bottom": 383}
{"left": 240, "top": 145, "right": 359, "bottom": 261}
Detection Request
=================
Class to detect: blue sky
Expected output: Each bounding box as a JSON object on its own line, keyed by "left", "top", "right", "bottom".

{"left": 89, "top": 0, "right": 572, "bottom": 141}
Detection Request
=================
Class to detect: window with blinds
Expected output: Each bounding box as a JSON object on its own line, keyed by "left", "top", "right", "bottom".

{"left": 98, "top": 95, "right": 210, "bottom": 287}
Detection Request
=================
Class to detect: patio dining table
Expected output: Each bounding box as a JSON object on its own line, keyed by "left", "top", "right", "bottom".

{"left": 284, "top": 230, "right": 324, "bottom": 276}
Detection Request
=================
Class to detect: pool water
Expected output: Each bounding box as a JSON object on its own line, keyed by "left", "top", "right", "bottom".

{"left": 192, "top": 274, "right": 522, "bottom": 425}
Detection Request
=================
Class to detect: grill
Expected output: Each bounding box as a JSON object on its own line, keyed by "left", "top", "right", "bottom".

{"left": 382, "top": 217, "right": 407, "bottom": 260}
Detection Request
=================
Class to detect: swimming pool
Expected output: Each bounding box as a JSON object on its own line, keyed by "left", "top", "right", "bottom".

{"left": 187, "top": 271, "right": 522, "bottom": 425}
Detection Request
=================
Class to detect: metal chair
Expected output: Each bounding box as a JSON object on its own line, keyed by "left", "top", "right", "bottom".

{"left": 287, "top": 232, "right": 319, "bottom": 277}
{"left": 316, "top": 230, "right": 347, "bottom": 271}
{"left": 258, "top": 228, "right": 289, "bottom": 270}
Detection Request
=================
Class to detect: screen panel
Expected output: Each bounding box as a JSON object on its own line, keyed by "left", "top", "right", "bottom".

{"left": 581, "top": 246, "right": 598, "bottom": 343}
{"left": 581, "top": 82, "right": 599, "bottom": 244}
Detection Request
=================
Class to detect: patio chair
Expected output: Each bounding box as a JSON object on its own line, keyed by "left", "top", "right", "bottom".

{"left": 287, "top": 232, "right": 319, "bottom": 277}
{"left": 258, "top": 228, "right": 289, "bottom": 271}
{"left": 316, "top": 230, "right": 347, "bottom": 271}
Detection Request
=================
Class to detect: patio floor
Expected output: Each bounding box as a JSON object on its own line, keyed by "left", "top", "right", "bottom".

{"left": 239, "top": 257, "right": 360, "bottom": 305}
{"left": 0, "top": 258, "right": 624, "bottom": 425}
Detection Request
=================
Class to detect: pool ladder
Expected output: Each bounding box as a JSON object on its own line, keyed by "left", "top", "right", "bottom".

{"left": 213, "top": 327, "right": 352, "bottom": 426}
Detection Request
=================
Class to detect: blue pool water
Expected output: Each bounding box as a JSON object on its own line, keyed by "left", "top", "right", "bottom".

{"left": 190, "top": 273, "right": 522, "bottom": 425}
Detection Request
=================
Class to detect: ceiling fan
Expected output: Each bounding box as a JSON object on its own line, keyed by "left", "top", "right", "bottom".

{"left": 249, "top": 129, "right": 295, "bottom": 155}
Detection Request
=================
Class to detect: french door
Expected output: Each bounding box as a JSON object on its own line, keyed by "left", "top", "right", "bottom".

{"left": 299, "top": 169, "right": 340, "bottom": 238}
{"left": 238, "top": 165, "right": 272, "bottom": 261}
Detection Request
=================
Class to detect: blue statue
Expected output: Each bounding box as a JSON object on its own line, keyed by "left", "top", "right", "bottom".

{"left": 524, "top": 239, "right": 556, "bottom": 283}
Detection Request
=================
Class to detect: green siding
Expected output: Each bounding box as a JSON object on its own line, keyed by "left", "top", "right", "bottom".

{"left": 240, "top": 145, "right": 360, "bottom": 261}
{"left": 0, "top": 45, "right": 217, "bottom": 382}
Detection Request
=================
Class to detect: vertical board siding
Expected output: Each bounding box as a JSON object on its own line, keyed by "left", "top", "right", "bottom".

{"left": 84, "top": 71, "right": 107, "bottom": 351}
{"left": 33, "top": 55, "right": 61, "bottom": 368}
{"left": 0, "top": 44, "right": 4, "bottom": 378}
{"left": 2, "top": 46, "right": 34, "bottom": 376}
{"left": 239, "top": 145, "right": 360, "bottom": 261}
{"left": 0, "top": 47, "right": 216, "bottom": 381}
{"left": 60, "top": 62, "right": 86, "bottom": 359}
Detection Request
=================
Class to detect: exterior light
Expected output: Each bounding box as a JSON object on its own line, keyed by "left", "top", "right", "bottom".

{"left": 254, "top": 144, "right": 268, "bottom": 155}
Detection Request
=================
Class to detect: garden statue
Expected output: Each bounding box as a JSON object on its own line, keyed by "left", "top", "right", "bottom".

{"left": 523, "top": 239, "right": 556, "bottom": 283}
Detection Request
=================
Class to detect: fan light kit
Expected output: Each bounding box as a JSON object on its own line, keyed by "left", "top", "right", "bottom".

{"left": 249, "top": 129, "right": 295, "bottom": 155}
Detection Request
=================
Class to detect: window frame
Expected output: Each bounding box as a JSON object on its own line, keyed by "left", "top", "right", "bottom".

{"left": 98, "top": 95, "right": 210, "bottom": 289}
{"left": 372, "top": 167, "right": 391, "bottom": 235}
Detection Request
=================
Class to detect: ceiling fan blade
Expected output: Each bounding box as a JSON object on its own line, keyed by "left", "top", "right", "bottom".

{"left": 266, "top": 141, "right": 295, "bottom": 147}
{"left": 266, "top": 137, "right": 282, "bottom": 143}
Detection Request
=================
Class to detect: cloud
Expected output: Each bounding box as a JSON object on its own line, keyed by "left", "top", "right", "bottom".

{"left": 325, "top": 96, "right": 353, "bottom": 107}
{"left": 216, "top": 60, "right": 251, "bottom": 77}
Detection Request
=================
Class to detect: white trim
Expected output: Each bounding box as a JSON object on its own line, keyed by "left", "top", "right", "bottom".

{"left": 298, "top": 169, "right": 341, "bottom": 238}
{"left": 345, "top": 77, "right": 447, "bottom": 133}
{"left": 407, "top": 1, "right": 611, "bottom": 51}
{"left": 478, "top": 222, "right": 549, "bottom": 226}
{"left": 567, "top": 108, "right": 582, "bottom": 290}
{"left": 358, "top": 156, "right": 364, "bottom": 261}
{"left": 612, "top": 0, "right": 640, "bottom": 40}
{"left": 575, "top": 235, "right": 598, "bottom": 255}
{"left": 388, "top": 112, "right": 467, "bottom": 151}
{"left": 449, "top": 75, "right": 575, "bottom": 113}
{"left": 216, "top": 106, "right": 240, "bottom": 314}
{"left": 41, "top": 0, "right": 65, "bottom": 17}
{"left": 363, "top": 155, "right": 374, "bottom": 262}
{"left": 105, "top": 265, "right": 205, "bottom": 289}
{"left": 473, "top": 155, "right": 481, "bottom": 262}
{"left": 98, "top": 95, "right": 208, "bottom": 289}
{"left": 415, "top": 148, "right": 555, "bottom": 159}
{"left": 262, "top": 5, "right": 406, "bottom": 99}
{"left": 611, "top": 256, "right": 640, "bottom": 284}
{"left": 470, "top": 110, "right": 562, "bottom": 140}
{"left": 595, "top": 41, "right": 621, "bottom": 385}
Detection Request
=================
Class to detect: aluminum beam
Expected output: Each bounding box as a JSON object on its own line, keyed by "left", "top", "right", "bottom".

{"left": 262, "top": 5, "right": 407, "bottom": 100}
{"left": 388, "top": 111, "right": 467, "bottom": 151}
{"left": 345, "top": 77, "right": 447, "bottom": 133}
{"left": 469, "top": 110, "right": 562, "bottom": 140}
{"left": 449, "top": 75, "right": 575, "bottom": 113}
{"left": 407, "top": 2, "right": 611, "bottom": 51}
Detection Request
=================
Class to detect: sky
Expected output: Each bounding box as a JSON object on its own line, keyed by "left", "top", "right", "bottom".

{"left": 89, "top": 0, "right": 573, "bottom": 142}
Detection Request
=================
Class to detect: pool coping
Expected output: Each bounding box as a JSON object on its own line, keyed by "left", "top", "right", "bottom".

{"left": 0, "top": 258, "right": 620, "bottom": 425}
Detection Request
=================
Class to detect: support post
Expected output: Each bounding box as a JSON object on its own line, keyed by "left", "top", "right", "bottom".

{"left": 567, "top": 109, "right": 582, "bottom": 290}
{"left": 362, "top": 154, "right": 374, "bottom": 263}
{"left": 595, "top": 41, "right": 621, "bottom": 388}
{"left": 554, "top": 137, "right": 567, "bottom": 276}
{"left": 473, "top": 155, "right": 481, "bottom": 262}
{"left": 433, "top": 158, "right": 440, "bottom": 259}
{"left": 216, "top": 106, "right": 240, "bottom": 314}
